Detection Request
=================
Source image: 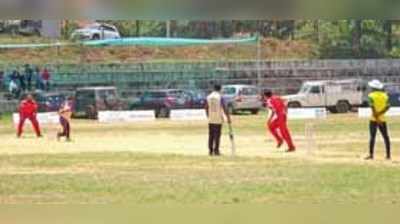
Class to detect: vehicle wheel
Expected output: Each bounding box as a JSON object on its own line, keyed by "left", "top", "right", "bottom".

{"left": 159, "top": 107, "right": 170, "bottom": 118}
{"left": 92, "top": 34, "right": 100, "bottom": 40}
{"left": 336, "top": 101, "right": 350, "bottom": 113}
{"left": 86, "top": 105, "right": 97, "bottom": 119}
{"left": 287, "top": 102, "right": 301, "bottom": 108}
{"left": 250, "top": 109, "right": 259, "bottom": 115}
{"left": 228, "top": 105, "right": 236, "bottom": 115}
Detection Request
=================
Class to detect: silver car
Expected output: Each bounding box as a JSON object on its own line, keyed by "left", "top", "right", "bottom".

{"left": 222, "top": 85, "right": 263, "bottom": 114}
{"left": 71, "top": 23, "right": 121, "bottom": 40}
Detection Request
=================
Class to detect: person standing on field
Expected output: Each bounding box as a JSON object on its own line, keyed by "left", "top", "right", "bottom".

{"left": 205, "top": 84, "right": 231, "bottom": 156}
{"left": 57, "top": 97, "right": 74, "bottom": 142}
{"left": 264, "top": 90, "right": 296, "bottom": 152}
{"left": 365, "top": 80, "right": 391, "bottom": 160}
{"left": 17, "top": 94, "right": 42, "bottom": 138}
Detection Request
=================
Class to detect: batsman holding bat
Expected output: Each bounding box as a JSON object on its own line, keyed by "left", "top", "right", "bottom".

{"left": 205, "top": 84, "right": 232, "bottom": 156}
{"left": 57, "top": 97, "right": 74, "bottom": 142}
{"left": 365, "top": 80, "right": 391, "bottom": 160}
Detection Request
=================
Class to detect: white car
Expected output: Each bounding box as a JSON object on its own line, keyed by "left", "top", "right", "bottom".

{"left": 71, "top": 23, "right": 121, "bottom": 40}
{"left": 222, "top": 85, "right": 263, "bottom": 115}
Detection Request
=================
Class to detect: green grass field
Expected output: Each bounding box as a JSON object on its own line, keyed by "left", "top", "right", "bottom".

{"left": 0, "top": 113, "right": 400, "bottom": 204}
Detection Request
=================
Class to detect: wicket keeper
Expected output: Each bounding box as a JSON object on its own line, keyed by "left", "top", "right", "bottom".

{"left": 365, "top": 80, "right": 391, "bottom": 160}
{"left": 264, "top": 90, "right": 296, "bottom": 152}
{"left": 205, "top": 84, "right": 231, "bottom": 156}
{"left": 17, "top": 94, "right": 42, "bottom": 138}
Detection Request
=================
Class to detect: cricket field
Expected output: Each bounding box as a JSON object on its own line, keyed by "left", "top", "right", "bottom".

{"left": 0, "top": 112, "right": 400, "bottom": 204}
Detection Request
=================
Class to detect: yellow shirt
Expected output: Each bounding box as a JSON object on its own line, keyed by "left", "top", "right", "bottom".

{"left": 368, "top": 91, "right": 389, "bottom": 122}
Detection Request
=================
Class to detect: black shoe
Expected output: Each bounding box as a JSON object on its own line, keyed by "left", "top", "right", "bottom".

{"left": 386, "top": 156, "right": 391, "bottom": 160}
{"left": 365, "top": 155, "right": 374, "bottom": 160}
{"left": 277, "top": 142, "right": 283, "bottom": 149}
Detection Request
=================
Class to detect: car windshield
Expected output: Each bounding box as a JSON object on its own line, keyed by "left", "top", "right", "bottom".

{"left": 299, "top": 85, "right": 311, "bottom": 94}
{"left": 148, "top": 92, "right": 167, "bottom": 98}
{"left": 223, "top": 87, "right": 236, "bottom": 95}
{"left": 48, "top": 95, "right": 64, "bottom": 102}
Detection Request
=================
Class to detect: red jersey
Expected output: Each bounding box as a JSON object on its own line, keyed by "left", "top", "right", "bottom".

{"left": 42, "top": 69, "right": 50, "bottom": 81}
{"left": 266, "top": 95, "right": 287, "bottom": 116}
{"left": 19, "top": 99, "right": 38, "bottom": 116}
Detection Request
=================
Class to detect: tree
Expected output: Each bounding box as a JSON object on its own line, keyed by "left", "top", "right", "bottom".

{"left": 383, "top": 20, "right": 393, "bottom": 52}
{"left": 352, "top": 20, "right": 362, "bottom": 58}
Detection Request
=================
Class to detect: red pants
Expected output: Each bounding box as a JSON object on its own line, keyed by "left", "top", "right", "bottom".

{"left": 17, "top": 115, "right": 41, "bottom": 137}
{"left": 267, "top": 115, "right": 295, "bottom": 149}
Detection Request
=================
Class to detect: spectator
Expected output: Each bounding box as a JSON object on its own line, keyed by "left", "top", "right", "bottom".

{"left": 34, "top": 66, "right": 43, "bottom": 90}
{"left": 9, "top": 70, "right": 18, "bottom": 83}
{"left": 9, "top": 79, "right": 20, "bottom": 98}
{"left": 0, "top": 71, "right": 4, "bottom": 90}
{"left": 41, "top": 68, "right": 51, "bottom": 91}
{"left": 24, "top": 64, "right": 34, "bottom": 91}
{"left": 16, "top": 68, "right": 26, "bottom": 91}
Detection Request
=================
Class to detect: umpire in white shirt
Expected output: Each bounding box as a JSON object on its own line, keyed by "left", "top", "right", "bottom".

{"left": 205, "top": 84, "right": 231, "bottom": 156}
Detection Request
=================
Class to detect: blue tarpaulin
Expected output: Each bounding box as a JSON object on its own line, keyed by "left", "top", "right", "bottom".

{"left": 0, "top": 36, "right": 258, "bottom": 49}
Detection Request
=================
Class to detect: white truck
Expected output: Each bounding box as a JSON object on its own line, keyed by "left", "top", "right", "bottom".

{"left": 284, "top": 80, "right": 363, "bottom": 113}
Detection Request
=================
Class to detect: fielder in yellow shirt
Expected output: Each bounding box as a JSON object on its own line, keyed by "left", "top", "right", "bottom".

{"left": 365, "top": 80, "right": 391, "bottom": 160}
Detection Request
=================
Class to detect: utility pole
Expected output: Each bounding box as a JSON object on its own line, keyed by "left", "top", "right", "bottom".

{"left": 166, "top": 20, "right": 171, "bottom": 38}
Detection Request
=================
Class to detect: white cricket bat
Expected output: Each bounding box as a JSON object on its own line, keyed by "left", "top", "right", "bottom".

{"left": 228, "top": 123, "right": 236, "bottom": 156}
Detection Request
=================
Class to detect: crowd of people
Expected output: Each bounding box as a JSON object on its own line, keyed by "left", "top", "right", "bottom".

{"left": 4, "top": 64, "right": 52, "bottom": 99}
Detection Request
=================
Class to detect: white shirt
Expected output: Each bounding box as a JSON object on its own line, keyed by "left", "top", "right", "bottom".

{"left": 207, "top": 91, "right": 225, "bottom": 124}
{"left": 9, "top": 81, "right": 17, "bottom": 92}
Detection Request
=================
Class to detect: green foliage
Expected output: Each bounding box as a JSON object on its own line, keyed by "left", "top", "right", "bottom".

{"left": 61, "top": 21, "right": 79, "bottom": 40}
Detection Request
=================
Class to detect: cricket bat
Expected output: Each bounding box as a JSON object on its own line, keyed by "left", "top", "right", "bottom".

{"left": 228, "top": 123, "right": 236, "bottom": 156}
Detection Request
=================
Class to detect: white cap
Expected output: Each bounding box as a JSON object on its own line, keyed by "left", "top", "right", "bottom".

{"left": 368, "top": 80, "right": 384, "bottom": 90}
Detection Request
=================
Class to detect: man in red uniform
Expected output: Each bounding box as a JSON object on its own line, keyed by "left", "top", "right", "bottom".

{"left": 264, "top": 90, "right": 295, "bottom": 152}
{"left": 17, "top": 94, "right": 42, "bottom": 138}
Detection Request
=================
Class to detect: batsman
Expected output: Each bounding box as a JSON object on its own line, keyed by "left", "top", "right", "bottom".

{"left": 205, "top": 84, "right": 232, "bottom": 156}
{"left": 263, "top": 90, "right": 296, "bottom": 152}
{"left": 57, "top": 97, "right": 74, "bottom": 142}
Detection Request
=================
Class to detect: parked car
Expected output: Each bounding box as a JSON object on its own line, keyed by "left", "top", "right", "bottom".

{"left": 222, "top": 85, "right": 263, "bottom": 115}
{"left": 71, "top": 23, "right": 121, "bottom": 40}
{"left": 184, "top": 90, "right": 207, "bottom": 109}
{"left": 120, "top": 90, "right": 144, "bottom": 109}
{"left": 74, "top": 87, "right": 125, "bottom": 119}
{"left": 20, "top": 91, "right": 70, "bottom": 112}
{"left": 284, "top": 79, "right": 363, "bottom": 113}
{"left": 387, "top": 84, "right": 400, "bottom": 107}
{"left": 131, "top": 89, "right": 192, "bottom": 118}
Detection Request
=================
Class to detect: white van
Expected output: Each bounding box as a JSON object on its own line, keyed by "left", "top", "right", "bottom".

{"left": 284, "top": 80, "right": 363, "bottom": 113}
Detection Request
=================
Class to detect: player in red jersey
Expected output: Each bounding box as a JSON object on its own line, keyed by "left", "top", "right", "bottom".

{"left": 263, "top": 90, "right": 295, "bottom": 152}
{"left": 17, "top": 94, "right": 42, "bottom": 138}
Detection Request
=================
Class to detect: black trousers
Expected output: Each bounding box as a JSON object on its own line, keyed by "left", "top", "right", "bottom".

{"left": 369, "top": 121, "right": 391, "bottom": 158}
{"left": 208, "top": 124, "right": 222, "bottom": 156}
